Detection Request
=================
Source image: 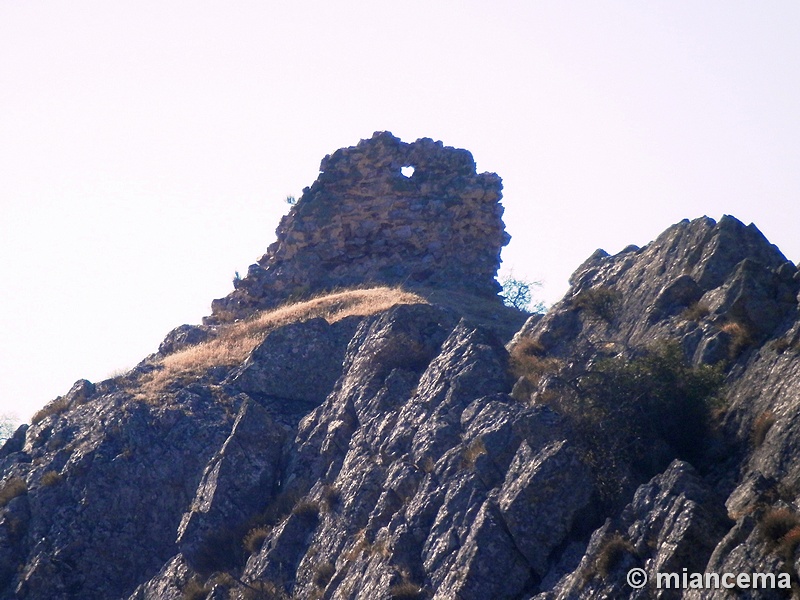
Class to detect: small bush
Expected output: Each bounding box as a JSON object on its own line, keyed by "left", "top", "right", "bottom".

{"left": 319, "top": 484, "right": 340, "bottom": 512}
{"left": 573, "top": 287, "right": 620, "bottom": 323}
{"left": 595, "top": 533, "right": 635, "bottom": 578}
{"left": 509, "top": 336, "right": 561, "bottom": 386}
{"left": 292, "top": 499, "right": 321, "bottom": 518}
{"left": 760, "top": 508, "right": 800, "bottom": 546}
{"left": 460, "top": 437, "right": 487, "bottom": 470}
{"left": 209, "top": 572, "right": 237, "bottom": 587}
{"left": 389, "top": 581, "right": 424, "bottom": 600}
{"left": 773, "top": 337, "right": 792, "bottom": 354}
{"left": 344, "top": 529, "right": 371, "bottom": 561}
{"left": 720, "top": 321, "right": 755, "bottom": 359}
{"left": 751, "top": 411, "right": 777, "bottom": 449}
{"left": 500, "top": 275, "right": 545, "bottom": 313}
{"left": 31, "top": 397, "right": 70, "bottom": 425}
{"left": 249, "top": 487, "right": 303, "bottom": 530}
{"left": 778, "top": 526, "right": 800, "bottom": 561}
{"left": 682, "top": 301, "right": 710, "bottom": 322}
{"left": 40, "top": 470, "right": 62, "bottom": 487}
{"left": 0, "top": 477, "right": 28, "bottom": 508}
{"left": 182, "top": 579, "right": 210, "bottom": 600}
{"left": 554, "top": 340, "right": 723, "bottom": 502}
{"left": 312, "top": 561, "right": 335, "bottom": 588}
{"left": 243, "top": 526, "right": 272, "bottom": 554}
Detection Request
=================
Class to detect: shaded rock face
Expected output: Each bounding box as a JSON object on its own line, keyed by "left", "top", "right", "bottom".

{"left": 209, "top": 132, "right": 509, "bottom": 322}
{"left": 4, "top": 140, "right": 800, "bottom": 600}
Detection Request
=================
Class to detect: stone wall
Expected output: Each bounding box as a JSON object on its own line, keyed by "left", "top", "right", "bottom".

{"left": 208, "top": 132, "right": 509, "bottom": 322}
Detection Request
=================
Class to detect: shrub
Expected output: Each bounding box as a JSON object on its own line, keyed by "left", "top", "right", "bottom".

{"left": 595, "top": 533, "right": 635, "bottom": 578}
{"left": 247, "top": 487, "right": 304, "bottom": 532}
{"left": 778, "top": 526, "right": 800, "bottom": 561}
{"left": 573, "top": 287, "right": 620, "bottom": 322}
{"left": 389, "top": 581, "right": 424, "bottom": 599}
{"left": 243, "top": 526, "right": 272, "bottom": 554}
{"left": 40, "top": 470, "right": 62, "bottom": 487}
{"left": 682, "top": 301, "right": 710, "bottom": 322}
{"left": 509, "top": 336, "right": 561, "bottom": 386}
{"left": 319, "top": 484, "right": 340, "bottom": 512}
{"left": 460, "top": 437, "right": 487, "bottom": 470}
{"left": 182, "top": 579, "right": 209, "bottom": 600}
{"left": 312, "top": 561, "right": 335, "bottom": 588}
{"left": 760, "top": 508, "right": 800, "bottom": 547}
{"left": 592, "top": 341, "right": 720, "bottom": 458}
{"left": 751, "top": 411, "right": 776, "bottom": 449}
{"left": 419, "top": 456, "right": 436, "bottom": 474}
{"left": 292, "top": 499, "right": 321, "bottom": 518}
{"left": 720, "top": 321, "right": 755, "bottom": 359}
{"left": 31, "top": 396, "right": 70, "bottom": 425}
{"left": 0, "top": 477, "right": 27, "bottom": 508}
{"left": 499, "top": 275, "right": 545, "bottom": 313}
{"left": 552, "top": 341, "right": 723, "bottom": 499}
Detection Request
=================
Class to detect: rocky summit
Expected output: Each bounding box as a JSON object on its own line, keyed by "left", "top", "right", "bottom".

{"left": 2, "top": 134, "right": 800, "bottom": 600}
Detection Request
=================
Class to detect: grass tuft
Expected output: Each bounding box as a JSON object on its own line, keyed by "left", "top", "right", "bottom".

{"left": 0, "top": 477, "right": 27, "bottom": 508}
{"left": 760, "top": 508, "right": 800, "bottom": 547}
{"left": 40, "top": 470, "right": 63, "bottom": 487}
{"left": 682, "top": 301, "right": 710, "bottom": 322}
{"left": 720, "top": 320, "right": 756, "bottom": 359}
{"left": 31, "top": 396, "right": 71, "bottom": 425}
{"left": 573, "top": 286, "right": 620, "bottom": 323}
{"left": 595, "top": 533, "right": 635, "bottom": 579}
{"left": 751, "top": 411, "right": 776, "bottom": 449}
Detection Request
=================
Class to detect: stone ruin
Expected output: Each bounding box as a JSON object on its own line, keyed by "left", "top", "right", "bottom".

{"left": 207, "top": 131, "right": 510, "bottom": 322}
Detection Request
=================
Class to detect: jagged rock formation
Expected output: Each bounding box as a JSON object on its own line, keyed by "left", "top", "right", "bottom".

{"left": 208, "top": 132, "right": 509, "bottom": 322}
{"left": 3, "top": 134, "right": 800, "bottom": 600}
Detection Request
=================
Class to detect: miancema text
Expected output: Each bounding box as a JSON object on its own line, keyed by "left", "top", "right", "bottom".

{"left": 657, "top": 570, "right": 791, "bottom": 590}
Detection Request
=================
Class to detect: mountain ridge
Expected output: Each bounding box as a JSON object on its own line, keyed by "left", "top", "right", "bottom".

{"left": 2, "top": 134, "right": 800, "bottom": 599}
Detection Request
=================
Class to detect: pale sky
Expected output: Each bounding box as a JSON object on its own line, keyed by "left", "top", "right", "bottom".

{"left": 2, "top": 1, "right": 799, "bottom": 426}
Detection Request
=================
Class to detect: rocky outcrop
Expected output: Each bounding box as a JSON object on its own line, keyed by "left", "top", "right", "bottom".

{"left": 208, "top": 132, "right": 509, "bottom": 322}
{"left": 4, "top": 133, "right": 800, "bottom": 600}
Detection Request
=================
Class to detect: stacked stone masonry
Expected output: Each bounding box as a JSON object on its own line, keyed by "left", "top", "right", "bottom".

{"left": 208, "top": 132, "right": 509, "bottom": 322}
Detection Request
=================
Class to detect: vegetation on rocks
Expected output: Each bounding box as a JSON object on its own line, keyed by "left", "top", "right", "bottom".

{"left": 3, "top": 135, "right": 800, "bottom": 600}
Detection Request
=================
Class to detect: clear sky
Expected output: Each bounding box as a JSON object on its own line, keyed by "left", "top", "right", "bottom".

{"left": 2, "top": 1, "right": 799, "bottom": 426}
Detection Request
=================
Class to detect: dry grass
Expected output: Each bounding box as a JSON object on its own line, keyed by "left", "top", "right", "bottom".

{"left": 720, "top": 320, "right": 755, "bottom": 359}
{"left": 682, "top": 301, "right": 710, "bottom": 322}
{"left": 760, "top": 508, "right": 800, "bottom": 547}
{"left": 137, "top": 286, "right": 426, "bottom": 401}
{"left": 30, "top": 396, "right": 71, "bottom": 425}
{"left": 312, "top": 561, "right": 335, "bottom": 588}
{"left": 752, "top": 411, "right": 777, "bottom": 449}
{"left": 40, "top": 470, "right": 63, "bottom": 487}
{"left": 243, "top": 526, "right": 272, "bottom": 554}
{"left": 461, "top": 437, "right": 487, "bottom": 470}
{"left": 509, "top": 336, "right": 562, "bottom": 387}
{"left": 778, "top": 526, "right": 800, "bottom": 561}
{"left": 389, "top": 581, "right": 424, "bottom": 599}
{"left": 594, "top": 533, "right": 635, "bottom": 578}
{"left": 182, "top": 579, "right": 210, "bottom": 600}
{"left": 573, "top": 286, "right": 620, "bottom": 323}
{"left": 0, "top": 477, "right": 27, "bottom": 508}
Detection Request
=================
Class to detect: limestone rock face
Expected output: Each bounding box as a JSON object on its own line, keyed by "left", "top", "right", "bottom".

{"left": 5, "top": 136, "right": 800, "bottom": 600}
{"left": 208, "top": 132, "right": 509, "bottom": 322}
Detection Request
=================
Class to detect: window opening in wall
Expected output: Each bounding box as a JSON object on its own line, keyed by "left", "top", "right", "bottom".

{"left": 400, "top": 165, "right": 415, "bottom": 178}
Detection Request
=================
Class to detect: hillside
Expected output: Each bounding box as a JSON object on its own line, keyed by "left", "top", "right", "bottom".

{"left": 2, "top": 134, "right": 800, "bottom": 599}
